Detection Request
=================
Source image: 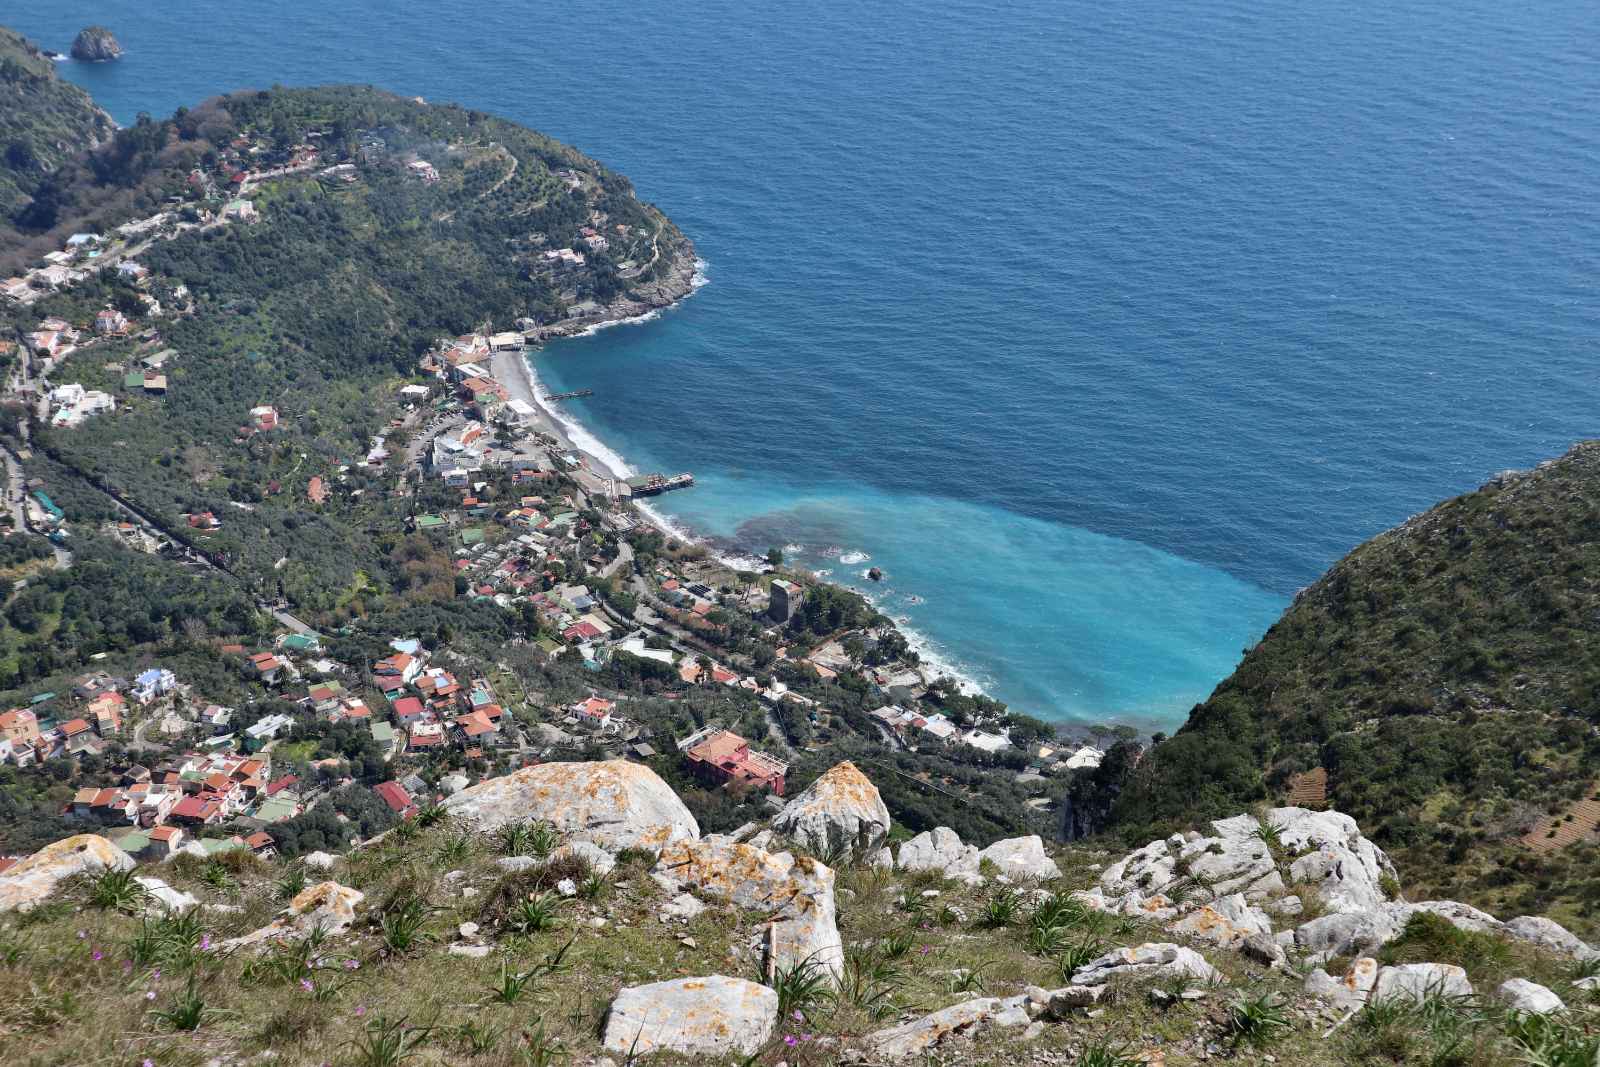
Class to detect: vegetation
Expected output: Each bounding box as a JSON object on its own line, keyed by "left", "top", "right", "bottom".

{"left": 0, "top": 27, "right": 114, "bottom": 220}
{"left": 1106, "top": 442, "right": 1600, "bottom": 928}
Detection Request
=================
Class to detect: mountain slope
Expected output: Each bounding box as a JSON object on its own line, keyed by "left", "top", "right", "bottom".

{"left": 1111, "top": 441, "right": 1600, "bottom": 925}
{"left": 0, "top": 27, "right": 114, "bottom": 218}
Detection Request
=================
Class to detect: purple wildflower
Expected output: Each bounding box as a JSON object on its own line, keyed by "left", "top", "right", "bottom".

{"left": 200, "top": 934, "right": 212, "bottom": 951}
{"left": 300, "top": 978, "right": 314, "bottom": 993}
{"left": 783, "top": 1035, "right": 798, "bottom": 1047}
{"left": 145, "top": 991, "right": 157, "bottom": 1001}
{"left": 91, "top": 950, "right": 103, "bottom": 961}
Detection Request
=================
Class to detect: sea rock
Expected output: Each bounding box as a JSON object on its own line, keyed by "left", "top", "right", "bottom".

{"left": 443, "top": 760, "right": 698, "bottom": 853}
{"left": 1498, "top": 978, "right": 1565, "bottom": 1015}
{"left": 1069, "top": 943, "right": 1224, "bottom": 987}
{"left": 70, "top": 26, "right": 123, "bottom": 62}
{"left": 602, "top": 976, "right": 777, "bottom": 1058}
{"left": 772, "top": 761, "right": 891, "bottom": 859}
{"left": 219, "top": 881, "right": 363, "bottom": 949}
{"left": 897, "top": 827, "right": 980, "bottom": 882}
{"left": 134, "top": 876, "right": 198, "bottom": 913}
{"left": 1166, "top": 892, "right": 1272, "bottom": 948}
{"left": 864, "top": 997, "right": 1001, "bottom": 1058}
{"left": 1503, "top": 915, "right": 1600, "bottom": 961}
{"left": 1371, "top": 963, "right": 1472, "bottom": 1005}
{"left": 977, "top": 835, "right": 1062, "bottom": 881}
{"left": 1303, "top": 957, "right": 1379, "bottom": 1010}
{"left": 655, "top": 837, "right": 843, "bottom": 980}
{"left": 0, "top": 834, "right": 135, "bottom": 913}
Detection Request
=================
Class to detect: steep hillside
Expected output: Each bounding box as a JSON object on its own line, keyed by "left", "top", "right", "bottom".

{"left": 0, "top": 27, "right": 114, "bottom": 218}
{"left": 1111, "top": 441, "right": 1600, "bottom": 927}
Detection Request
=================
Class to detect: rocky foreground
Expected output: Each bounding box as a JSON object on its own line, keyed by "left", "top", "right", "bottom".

{"left": 2, "top": 760, "right": 1598, "bottom": 1065}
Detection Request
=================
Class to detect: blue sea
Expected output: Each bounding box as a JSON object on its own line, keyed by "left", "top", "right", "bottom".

{"left": 16, "top": 2, "right": 1600, "bottom": 728}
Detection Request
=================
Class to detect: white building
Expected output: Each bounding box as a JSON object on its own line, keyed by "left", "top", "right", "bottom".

{"left": 49, "top": 383, "right": 116, "bottom": 428}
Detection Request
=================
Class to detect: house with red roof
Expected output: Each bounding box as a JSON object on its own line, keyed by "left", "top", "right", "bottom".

{"left": 374, "top": 780, "right": 417, "bottom": 819}
{"left": 681, "top": 726, "right": 788, "bottom": 796}
{"left": 391, "top": 695, "right": 427, "bottom": 725}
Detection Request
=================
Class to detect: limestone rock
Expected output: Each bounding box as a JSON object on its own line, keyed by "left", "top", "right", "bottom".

{"left": 772, "top": 761, "right": 891, "bottom": 859}
{"left": 0, "top": 834, "right": 134, "bottom": 913}
{"left": 1295, "top": 907, "right": 1409, "bottom": 959}
{"left": 1408, "top": 900, "right": 1503, "bottom": 934}
{"left": 864, "top": 997, "right": 1001, "bottom": 1058}
{"left": 1503, "top": 915, "right": 1600, "bottom": 961}
{"left": 70, "top": 26, "right": 123, "bottom": 62}
{"left": 1100, "top": 807, "right": 1396, "bottom": 915}
{"left": 1371, "top": 963, "right": 1472, "bottom": 1005}
{"left": 602, "top": 976, "right": 776, "bottom": 1058}
{"left": 977, "top": 836, "right": 1062, "bottom": 881}
{"left": 444, "top": 760, "right": 698, "bottom": 853}
{"left": 897, "top": 827, "right": 980, "bottom": 881}
{"left": 660, "top": 892, "right": 706, "bottom": 922}
{"left": 1044, "top": 985, "right": 1105, "bottom": 1016}
{"left": 219, "top": 881, "right": 363, "bottom": 949}
{"left": 1303, "top": 956, "right": 1378, "bottom": 1010}
{"left": 449, "top": 943, "right": 492, "bottom": 959}
{"left": 655, "top": 837, "right": 843, "bottom": 980}
{"left": 1498, "top": 978, "right": 1565, "bottom": 1015}
{"left": 497, "top": 856, "right": 541, "bottom": 873}
{"left": 302, "top": 851, "right": 337, "bottom": 871}
{"left": 1166, "top": 892, "right": 1272, "bottom": 948}
{"left": 1241, "top": 932, "right": 1286, "bottom": 968}
{"left": 134, "top": 876, "right": 198, "bottom": 913}
{"left": 1069, "top": 943, "right": 1224, "bottom": 987}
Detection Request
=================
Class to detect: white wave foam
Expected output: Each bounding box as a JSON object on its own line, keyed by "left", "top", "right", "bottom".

{"left": 782, "top": 543, "right": 805, "bottom": 555}
{"left": 855, "top": 590, "right": 989, "bottom": 697}
{"left": 838, "top": 550, "right": 871, "bottom": 565}
{"left": 691, "top": 257, "right": 710, "bottom": 288}
{"left": 523, "top": 359, "right": 635, "bottom": 479}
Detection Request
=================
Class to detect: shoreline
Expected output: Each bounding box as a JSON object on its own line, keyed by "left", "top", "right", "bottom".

{"left": 490, "top": 273, "right": 1005, "bottom": 707}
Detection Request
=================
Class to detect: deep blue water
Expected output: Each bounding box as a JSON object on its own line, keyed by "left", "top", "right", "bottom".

{"left": 14, "top": 3, "right": 1600, "bottom": 726}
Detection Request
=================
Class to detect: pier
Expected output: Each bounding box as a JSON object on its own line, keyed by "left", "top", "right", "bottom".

{"left": 625, "top": 472, "right": 695, "bottom": 497}
{"left": 542, "top": 389, "right": 594, "bottom": 402}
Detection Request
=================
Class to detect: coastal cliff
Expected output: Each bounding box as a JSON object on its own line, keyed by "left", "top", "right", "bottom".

{"left": 0, "top": 28, "right": 117, "bottom": 216}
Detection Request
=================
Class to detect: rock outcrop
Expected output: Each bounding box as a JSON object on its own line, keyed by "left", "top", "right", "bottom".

{"left": 772, "top": 761, "right": 891, "bottom": 859}
{"left": 70, "top": 26, "right": 122, "bottom": 62}
{"left": 1099, "top": 808, "right": 1396, "bottom": 914}
{"left": 0, "top": 834, "right": 134, "bottom": 913}
{"left": 219, "top": 881, "right": 364, "bottom": 950}
{"left": 1303, "top": 956, "right": 1379, "bottom": 1010}
{"left": 864, "top": 994, "right": 1035, "bottom": 1058}
{"left": 1502, "top": 915, "right": 1600, "bottom": 961}
{"left": 602, "top": 976, "right": 776, "bottom": 1058}
{"left": 655, "top": 836, "right": 844, "bottom": 980}
{"left": 897, "top": 826, "right": 980, "bottom": 882}
{"left": 135, "top": 876, "right": 198, "bottom": 913}
{"left": 443, "top": 760, "right": 698, "bottom": 852}
{"left": 1069, "top": 942, "right": 1224, "bottom": 987}
{"left": 977, "top": 835, "right": 1062, "bottom": 881}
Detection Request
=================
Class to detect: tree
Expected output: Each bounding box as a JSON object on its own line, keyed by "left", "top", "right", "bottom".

{"left": 766, "top": 547, "right": 783, "bottom": 568}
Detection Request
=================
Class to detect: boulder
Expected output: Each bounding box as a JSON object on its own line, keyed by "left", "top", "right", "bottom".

{"left": 134, "top": 876, "right": 198, "bottom": 913}
{"left": 1241, "top": 932, "right": 1286, "bottom": 968}
{"left": 219, "top": 881, "right": 363, "bottom": 949}
{"left": 1498, "top": 978, "right": 1565, "bottom": 1015}
{"left": 1043, "top": 985, "right": 1105, "bottom": 1016}
{"left": 1166, "top": 892, "right": 1272, "bottom": 948}
{"left": 0, "top": 834, "right": 135, "bottom": 913}
{"left": 302, "top": 851, "right": 337, "bottom": 871}
{"left": 655, "top": 836, "right": 843, "bottom": 980}
{"left": 1069, "top": 943, "right": 1224, "bottom": 987}
{"left": 1294, "top": 907, "right": 1409, "bottom": 959}
{"left": 772, "top": 761, "right": 891, "bottom": 859}
{"left": 1407, "top": 900, "right": 1503, "bottom": 934}
{"left": 864, "top": 997, "right": 1001, "bottom": 1058}
{"left": 602, "top": 976, "right": 776, "bottom": 1058}
{"left": 1503, "top": 915, "right": 1600, "bottom": 961}
{"left": 70, "top": 26, "right": 123, "bottom": 62}
{"left": 1371, "top": 963, "right": 1472, "bottom": 1005}
{"left": 897, "top": 827, "right": 980, "bottom": 881}
{"left": 660, "top": 892, "right": 706, "bottom": 922}
{"left": 977, "top": 836, "right": 1062, "bottom": 881}
{"left": 443, "top": 760, "right": 698, "bottom": 853}
{"left": 1303, "top": 957, "right": 1378, "bottom": 1010}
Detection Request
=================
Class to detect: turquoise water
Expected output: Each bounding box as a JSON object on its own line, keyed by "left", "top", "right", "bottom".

{"left": 16, "top": 1, "right": 1600, "bottom": 725}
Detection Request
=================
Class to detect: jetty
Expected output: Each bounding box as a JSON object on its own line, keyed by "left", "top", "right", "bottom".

{"left": 542, "top": 389, "right": 594, "bottom": 402}
{"left": 624, "top": 472, "right": 694, "bottom": 497}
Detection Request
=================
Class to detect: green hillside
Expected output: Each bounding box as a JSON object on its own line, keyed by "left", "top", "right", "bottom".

{"left": 0, "top": 27, "right": 114, "bottom": 219}
{"left": 1111, "top": 441, "right": 1600, "bottom": 927}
